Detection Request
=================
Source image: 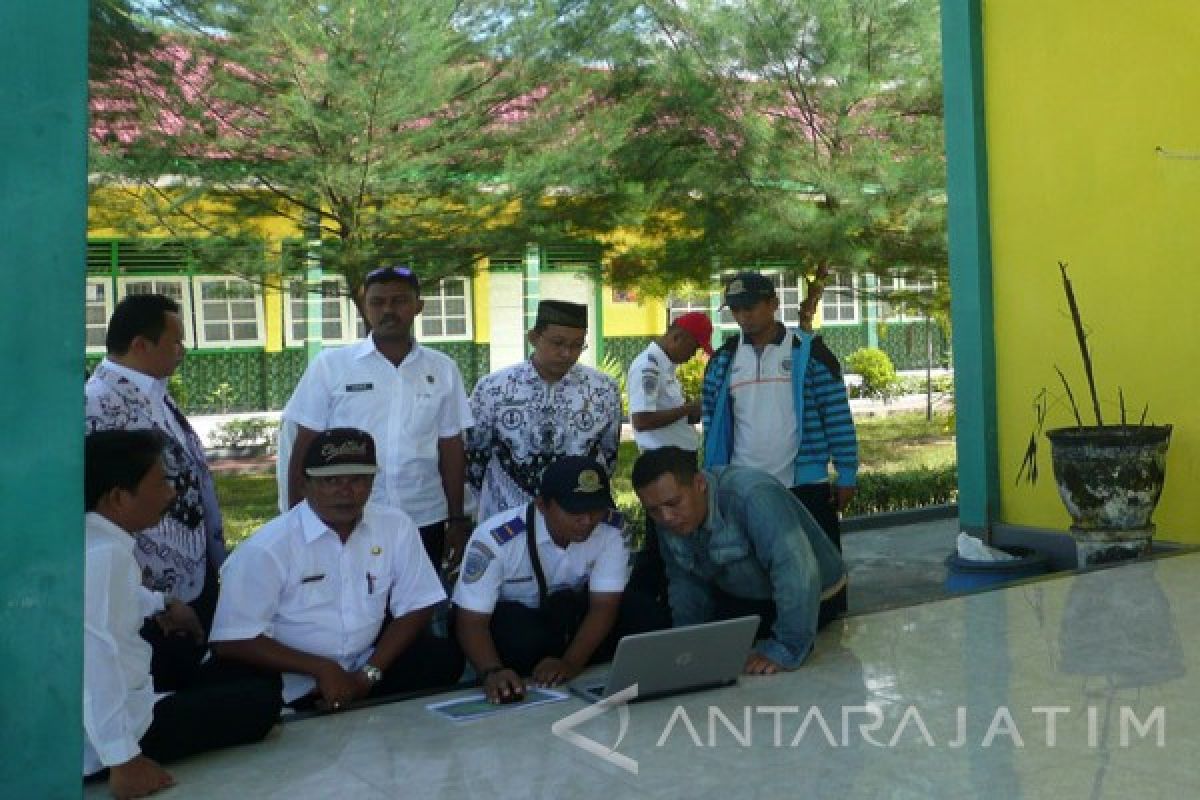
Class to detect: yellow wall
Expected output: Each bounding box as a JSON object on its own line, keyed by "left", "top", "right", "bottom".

{"left": 472, "top": 265, "right": 491, "bottom": 344}
{"left": 603, "top": 289, "right": 668, "bottom": 337}
{"left": 985, "top": 1, "right": 1200, "bottom": 539}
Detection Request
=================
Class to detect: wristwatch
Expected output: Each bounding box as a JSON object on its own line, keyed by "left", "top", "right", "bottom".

{"left": 361, "top": 664, "right": 383, "bottom": 686}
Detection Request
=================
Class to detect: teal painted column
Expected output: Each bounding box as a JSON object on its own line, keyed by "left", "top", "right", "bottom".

{"left": 862, "top": 272, "right": 880, "bottom": 349}
{"left": 522, "top": 243, "right": 541, "bottom": 357}
{"left": 941, "top": 0, "right": 999, "bottom": 535}
{"left": 303, "top": 212, "right": 324, "bottom": 363}
{"left": 0, "top": 1, "right": 87, "bottom": 795}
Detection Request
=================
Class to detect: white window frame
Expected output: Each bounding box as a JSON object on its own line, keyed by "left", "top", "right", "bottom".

{"left": 283, "top": 276, "right": 358, "bottom": 347}
{"left": 193, "top": 276, "right": 265, "bottom": 348}
{"left": 116, "top": 275, "right": 196, "bottom": 349}
{"left": 85, "top": 277, "right": 115, "bottom": 354}
{"left": 879, "top": 273, "right": 936, "bottom": 322}
{"left": 819, "top": 271, "right": 860, "bottom": 325}
{"left": 667, "top": 290, "right": 714, "bottom": 323}
{"left": 416, "top": 276, "right": 473, "bottom": 342}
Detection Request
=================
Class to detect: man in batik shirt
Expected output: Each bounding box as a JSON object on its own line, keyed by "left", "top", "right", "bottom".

{"left": 466, "top": 300, "right": 622, "bottom": 522}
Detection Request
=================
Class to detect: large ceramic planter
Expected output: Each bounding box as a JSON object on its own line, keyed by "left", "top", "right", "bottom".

{"left": 1046, "top": 424, "right": 1172, "bottom": 567}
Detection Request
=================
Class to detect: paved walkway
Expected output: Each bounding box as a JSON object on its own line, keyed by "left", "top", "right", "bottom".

{"left": 86, "top": 535, "right": 1199, "bottom": 799}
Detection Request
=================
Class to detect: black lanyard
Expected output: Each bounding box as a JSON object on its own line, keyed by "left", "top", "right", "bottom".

{"left": 525, "top": 502, "right": 549, "bottom": 607}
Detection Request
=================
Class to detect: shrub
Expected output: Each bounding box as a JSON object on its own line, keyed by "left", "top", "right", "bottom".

{"left": 845, "top": 347, "right": 899, "bottom": 400}
{"left": 845, "top": 464, "right": 958, "bottom": 516}
{"left": 598, "top": 354, "right": 630, "bottom": 418}
{"left": 208, "top": 416, "right": 280, "bottom": 451}
{"left": 675, "top": 354, "right": 708, "bottom": 404}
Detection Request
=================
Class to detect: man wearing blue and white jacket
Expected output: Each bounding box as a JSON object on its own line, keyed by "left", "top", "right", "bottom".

{"left": 633, "top": 447, "right": 846, "bottom": 673}
{"left": 702, "top": 271, "right": 857, "bottom": 615}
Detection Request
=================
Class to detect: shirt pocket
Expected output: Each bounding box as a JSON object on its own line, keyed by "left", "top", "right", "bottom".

{"left": 357, "top": 564, "right": 393, "bottom": 618}
{"left": 295, "top": 573, "right": 335, "bottom": 611}
{"left": 407, "top": 388, "right": 442, "bottom": 439}
{"left": 707, "top": 536, "right": 752, "bottom": 567}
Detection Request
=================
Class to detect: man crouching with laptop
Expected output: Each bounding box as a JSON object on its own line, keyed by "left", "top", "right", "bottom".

{"left": 454, "top": 456, "right": 670, "bottom": 703}
{"left": 632, "top": 446, "right": 847, "bottom": 675}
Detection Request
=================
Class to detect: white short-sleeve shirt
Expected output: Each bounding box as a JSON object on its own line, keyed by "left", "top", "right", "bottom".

{"left": 211, "top": 501, "right": 446, "bottom": 702}
{"left": 452, "top": 506, "right": 628, "bottom": 613}
{"left": 729, "top": 338, "right": 799, "bottom": 486}
{"left": 626, "top": 341, "right": 699, "bottom": 452}
{"left": 283, "top": 336, "right": 473, "bottom": 526}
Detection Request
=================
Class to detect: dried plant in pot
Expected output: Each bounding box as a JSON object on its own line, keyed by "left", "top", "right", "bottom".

{"left": 1017, "top": 263, "right": 1172, "bottom": 568}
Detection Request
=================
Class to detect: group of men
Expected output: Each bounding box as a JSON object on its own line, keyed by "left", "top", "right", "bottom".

{"left": 82, "top": 266, "right": 858, "bottom": 797}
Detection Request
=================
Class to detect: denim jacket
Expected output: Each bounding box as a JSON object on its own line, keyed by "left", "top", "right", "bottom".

{"left": 659, "top": 466, "right": 846, "bottom": 669}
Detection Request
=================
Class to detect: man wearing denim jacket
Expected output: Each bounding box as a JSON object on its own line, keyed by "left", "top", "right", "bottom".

{"left": 632, "top": 446, "right": 847, "bottom": 673}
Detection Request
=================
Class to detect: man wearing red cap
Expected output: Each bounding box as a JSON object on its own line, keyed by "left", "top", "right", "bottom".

{"left": 626, "top": 312, "right": 714, "bottom": 454}
{"left": 625, "top": 312, "right": 714, "bottom": 608}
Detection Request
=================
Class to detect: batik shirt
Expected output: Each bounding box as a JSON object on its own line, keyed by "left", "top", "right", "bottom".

{"left": 466, "top": 360, "right": 621, "bottom": 522}
{"left": 85, "top": 360, "right": 226, "bottom": 603}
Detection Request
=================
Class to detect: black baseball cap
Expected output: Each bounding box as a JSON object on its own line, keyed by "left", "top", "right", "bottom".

{"left": 538, "top": 455, "right": 615, "bottom": 513}
{"left": 303, "top": 428, "right": 379, "bottom": 477}
{"left": 364, "top": 264, "right": 421, "bottom": 293}
{"left": 722, "top": 271, "right": 776, "bottom": 310}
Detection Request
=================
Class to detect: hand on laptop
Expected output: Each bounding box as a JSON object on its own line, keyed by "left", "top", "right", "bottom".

{"left": 532, "top": 656, "right": 583, "bottom": 687}
{"left": 743, "top": 652, "right": 784, "bottom": 675}
{"left": 483, "top": 667, "right": 526, "bottom": 704}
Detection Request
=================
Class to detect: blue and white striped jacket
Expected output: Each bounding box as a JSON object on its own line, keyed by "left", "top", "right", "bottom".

{"left": 701, "top": 327, "right": 858, "bottom": 488}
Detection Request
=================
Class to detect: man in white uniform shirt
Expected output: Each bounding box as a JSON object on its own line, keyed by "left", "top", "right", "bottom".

{"left": 85, "top": 293, "right": 226, "bottom": 689}
{"left": 466, "top": 300, "right": 622, "bottom": 523}
{"left": 84, "top": 430, "right": 279, "bottom": 799}
{"left": 283, "top": 265, "right": 473, "bottom": 572}
{"left": 625, "top": 311, "right": 714, "bottom": 612}
{"left": 626, "top": 312, "right": 713, "bottom": 453}
{"left": 212, "top": 428, "right": 463, "bottom": 711}
{"left": 454, "top": 456, "right": 670, "bottom": 704}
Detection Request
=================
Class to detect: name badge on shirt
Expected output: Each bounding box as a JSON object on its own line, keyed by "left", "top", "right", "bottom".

{"left": 345, "top": 382, "right": 374, "bottom": 392}
{"left": 301, "top": 574, "right": 326, "bottom": 583}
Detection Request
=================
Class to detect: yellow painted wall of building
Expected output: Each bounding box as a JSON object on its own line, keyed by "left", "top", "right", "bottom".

{"left": 472, "top": 264, "right": 491, "bottom": 344}
{"left": 985, "top": 1, "right": 1200, "bottom": 540}
{"left": 603, "top": 289, "right": 668, "bottom": 338}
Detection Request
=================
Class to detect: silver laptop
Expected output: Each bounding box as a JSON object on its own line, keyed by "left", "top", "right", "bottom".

{"left": 572, "top": 615, "right": 760, "bottom": 703}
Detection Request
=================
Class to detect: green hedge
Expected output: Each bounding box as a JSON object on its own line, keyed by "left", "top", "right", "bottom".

{"left": 619, "top": 464, "right": 957, "bottom": 548}
{"left": 845, "top": 465, "right": 958, "bottom": 516}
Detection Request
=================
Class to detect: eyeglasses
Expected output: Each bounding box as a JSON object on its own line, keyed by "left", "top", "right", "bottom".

{"left": 541, "top": 337, "right": 588, "bottom": 354}
{"left": 311, "top": 473, "right": 374, "bottom": 488}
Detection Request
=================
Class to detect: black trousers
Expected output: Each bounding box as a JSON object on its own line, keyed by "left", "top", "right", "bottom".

{"left": 137, "top": 658, "right": 280, "bottom": 766}
{"left": 490, "top": 589, "right": 672, "bottom": 676}
{"left": 288, "top": 629, "right": 465, "bottom": 711}
{"left": 627, "top": 516, "right": 669, "bottom": 606}
{"left": 790, "top": 483, "right": 848, "bottom": 616}
{"left": 141, "top": 558, "right": 220, "bottom": 692}
{"left": 418, "top": 520, "right": 446, "bottom": 573}
{"left": 712, "top": 585, "right": 844, "bottom": 640}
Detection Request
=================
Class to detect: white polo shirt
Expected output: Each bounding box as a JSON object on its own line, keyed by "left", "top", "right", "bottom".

{"left": 627, "top": 341, "right": 699, "bottom": 452}
{"left": 729, "top": 334, "right": 799, "bottom": 486}
{"left": 283, "top": 336, "right": 473, "bottom": 526}
{"left": 211, "top": 501, "right": 446, "bottom": 703}
{"left": 452, "top": 506, "right": 628, "bottom": 613}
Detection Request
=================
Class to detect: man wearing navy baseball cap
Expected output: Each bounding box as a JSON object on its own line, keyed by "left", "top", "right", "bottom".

{"left": 453, "top": 456, "right": 670, "bottom": 703}
{"left": 703, "top": 270, "right": 858, "bottom": 622}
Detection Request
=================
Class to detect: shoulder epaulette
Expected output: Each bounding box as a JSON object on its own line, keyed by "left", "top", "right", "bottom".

{"left": 490, "top": 515, "right": 527, "bottom": 546}
{"left": 602, "top": 508, "right": 626, "bottom": 529}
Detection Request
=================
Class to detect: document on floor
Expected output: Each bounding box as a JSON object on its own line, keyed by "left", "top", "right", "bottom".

{"left": 426, "top": 688, "right": 570, "bottom": 722}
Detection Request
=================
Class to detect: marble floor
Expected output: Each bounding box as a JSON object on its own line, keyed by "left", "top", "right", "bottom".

{"left": 87, "top": 549, "right": 1199, "bottom": 800}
